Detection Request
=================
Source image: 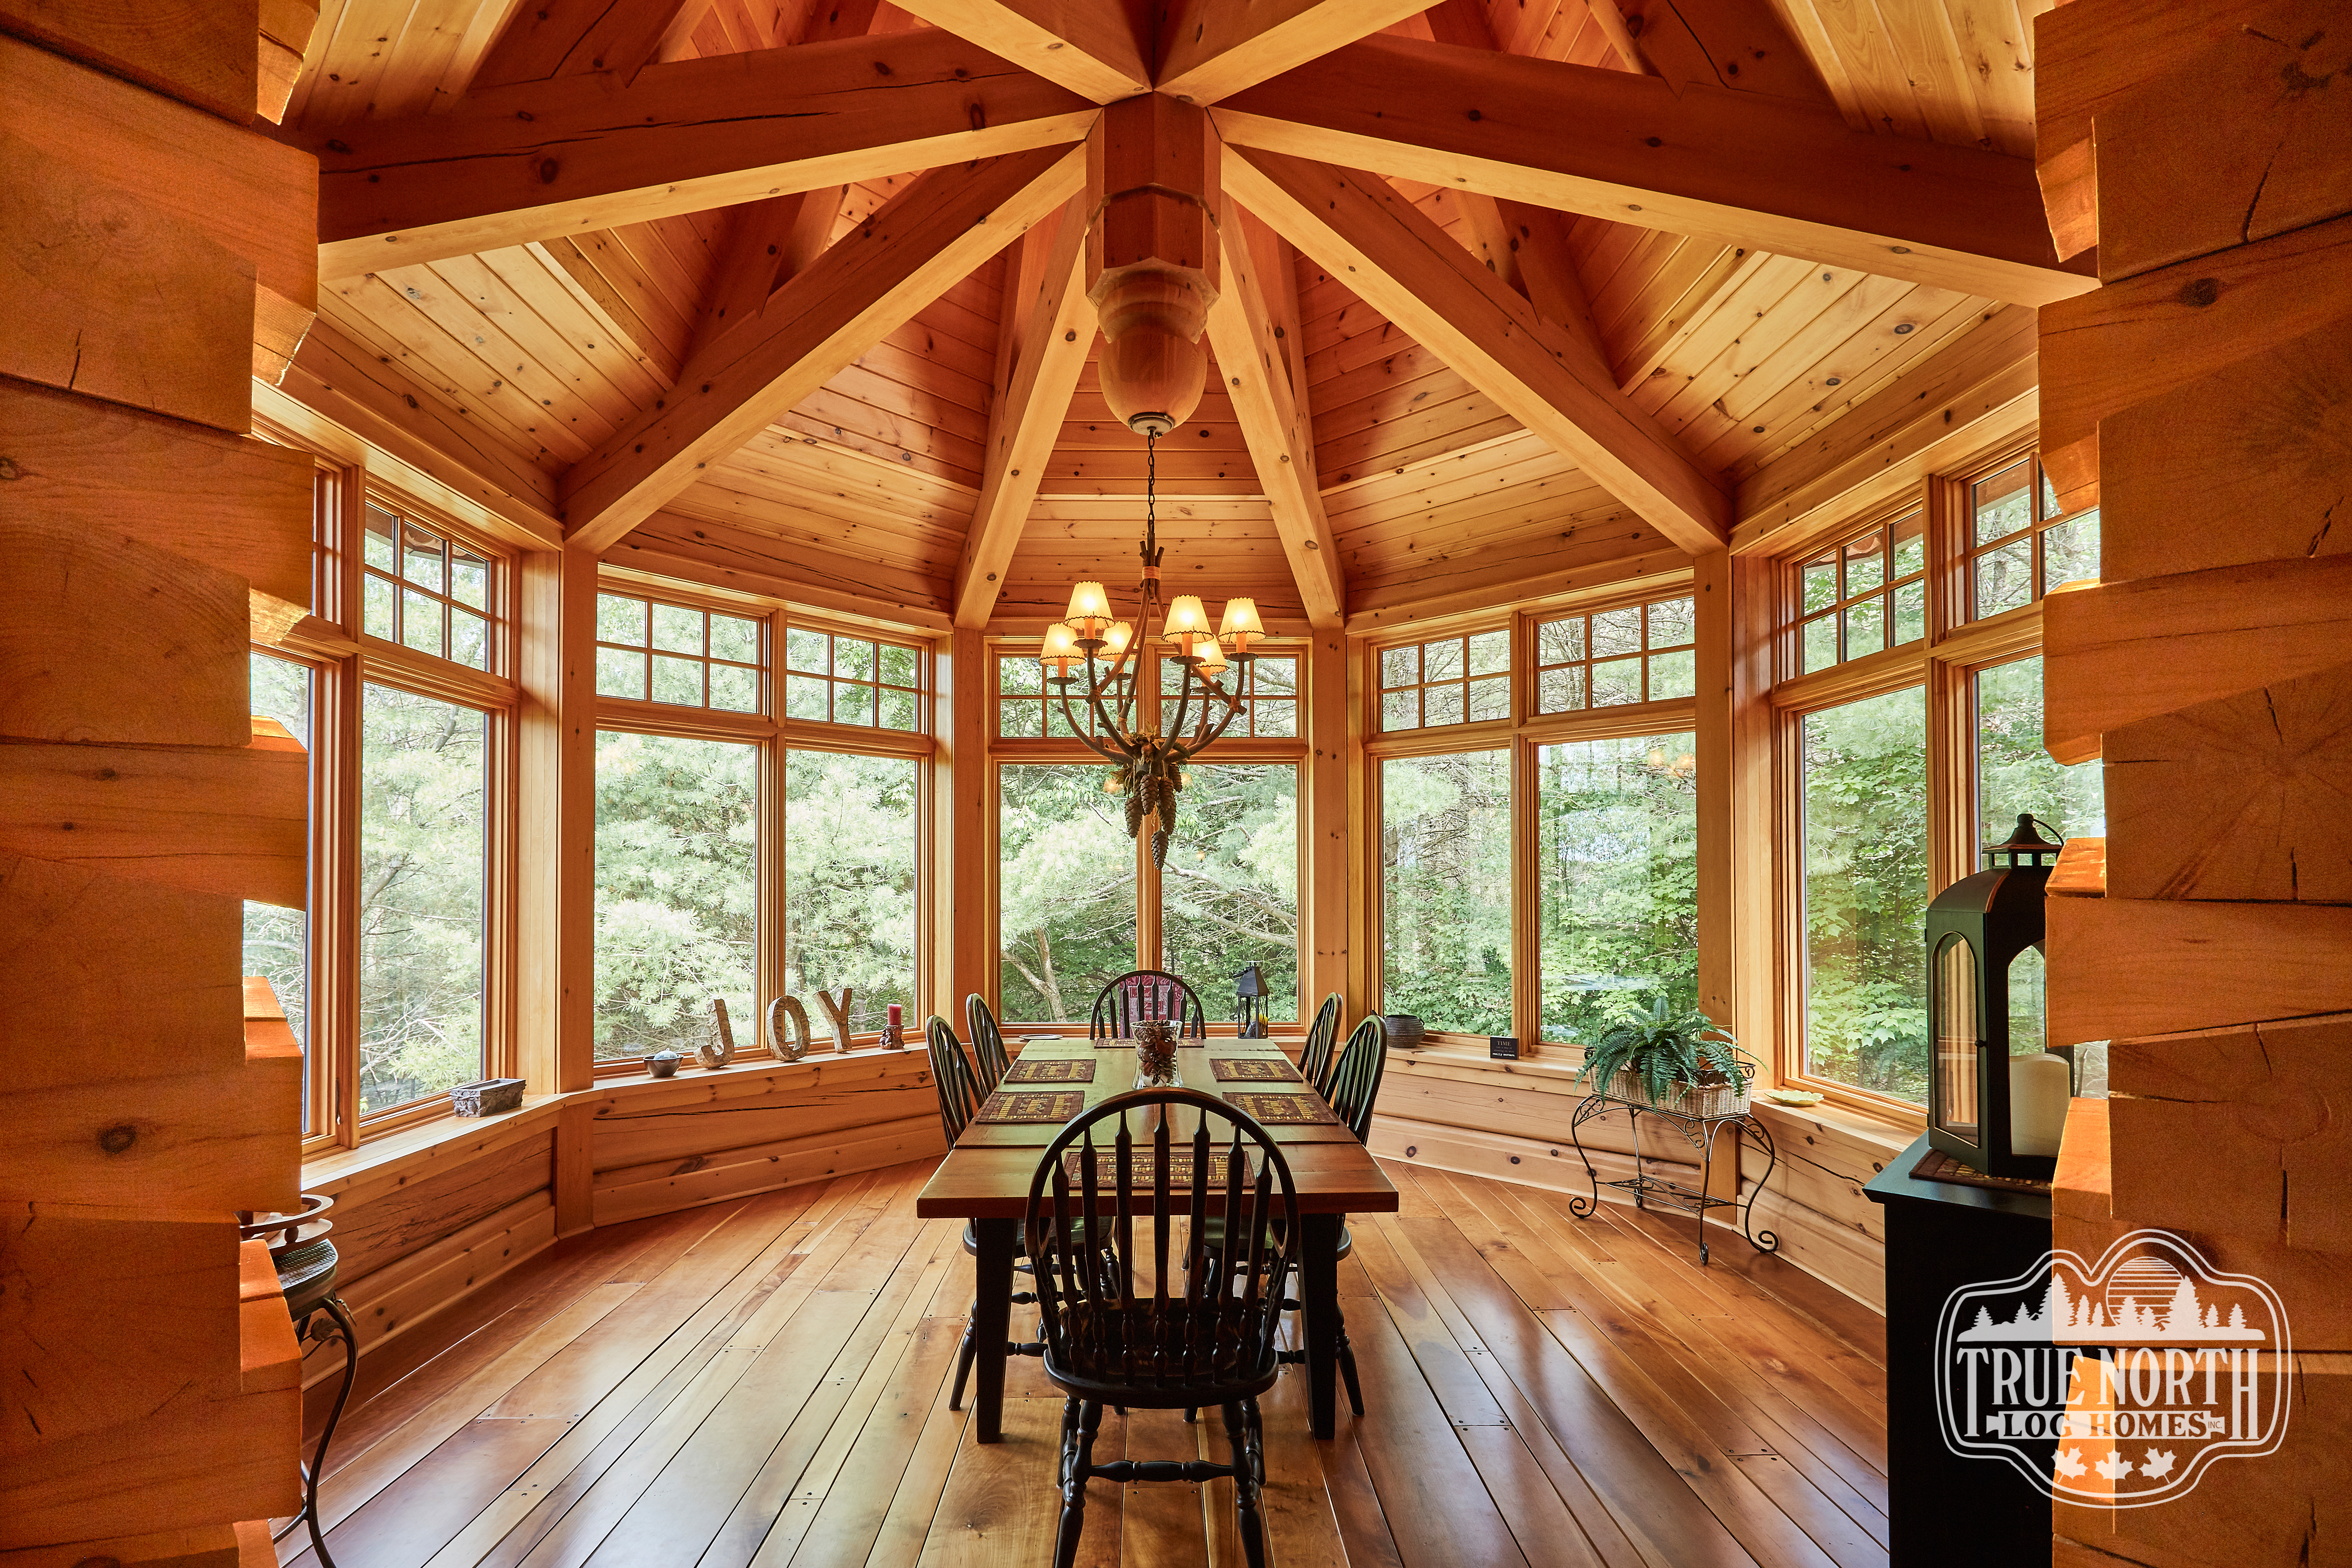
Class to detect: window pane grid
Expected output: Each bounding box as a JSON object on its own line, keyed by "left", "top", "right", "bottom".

{"left": 1966, "top": 456, "right": 2100, "bottom": 622}
{"left": 595, "top": 591, "right": 766, "bottom": 714}
{"left": 1791, "top": 512, "right": 1925, "bottom": 672}
{"left": 1158, "top": 653, "right": 1300, "bottom": 738}
{"left": 781, "top": 625, "right": 921, "bottom": 730}
{"left": 1377, "top": 629, "right": 1509, "bottom": 732}
{"left": 998, "top": 652, "right": 1131, "bottom": 739}
{"left": 364, "top": 504, "right": 500, "bottom": 672}
{"left": 1533, "top": 594, "right": 1697, "bottom": 713}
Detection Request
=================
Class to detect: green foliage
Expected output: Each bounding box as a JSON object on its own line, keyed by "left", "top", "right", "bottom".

{"left": 782, "top": 749, "right": 919, "bottom": 1030}
{"left": 358, "top": 684, "right": 489, "bottom": 1113}
{"left": 998, "top": 764, "right": 1137, "bottom": 1023}
{"left": 1536, "top": 734, "right": 1698, "bottom": 1045}
{"left": 1159, "top": 763, "right": 1299, "bottom": 1023}
{"left": 1575, "top": 998, "right": 1751, "bottom": 1105}
{"left": 1381, "top": 750, "right": 1513, "bottom": 1035}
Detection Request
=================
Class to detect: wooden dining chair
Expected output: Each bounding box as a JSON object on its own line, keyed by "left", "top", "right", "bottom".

{"left": 1088, "top": 969, "right": 1207, "bottom": 1041}
{"left": 964, "top": 992, "right": 1011, "bottom": 1092}
{"left": 1027, "top": 1089, "right": 1298, "bottom": 1568}
{"left": 1297, "top": 992, "right": 1343, "bottom": 1096}
{"left": 927, "top": 1014, "right": 1045, "bottom": 1411}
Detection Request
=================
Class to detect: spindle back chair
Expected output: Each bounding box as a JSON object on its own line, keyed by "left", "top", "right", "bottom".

{"left": 964, "top": 992, "right": 1012, "bottom": 1091}
{"left": 1087, "top": 969, "right": 1206, "bottom": 1041}
{"left": 1298, "top": 992, "right": 1343, "bottom": 1096}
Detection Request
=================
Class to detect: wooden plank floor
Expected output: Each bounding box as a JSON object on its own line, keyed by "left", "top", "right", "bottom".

{"left": 281, "top": 1158, "right": 1889, "bottom": 1568}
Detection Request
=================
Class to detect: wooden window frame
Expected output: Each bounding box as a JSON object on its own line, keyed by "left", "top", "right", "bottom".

{"left": 1763, "top": 436, "right": 2061, "bottom": 1121}
{"left": 1358, "top": 580, "right": 1700, "bottom": 1055}
{"left": 1528, "top": 589, "right": 1701, "bottom": 716}
{"left": 593, "top": 585, "right": 770, "bottom": 716}
{"left": 984, "top": 637, "right": 1312, "bottom": 1032}
{"left": 1372, "top": 620, "right": 1513, "bottom": 734}
{"left": 1959, "top": 446, "right": 2101, "bottom": 625}
{"left": 361, "top": 499, "right": 509, "bottom": 676}
{"left": 590, "top": 576, "right": 937, "bottom": 1076}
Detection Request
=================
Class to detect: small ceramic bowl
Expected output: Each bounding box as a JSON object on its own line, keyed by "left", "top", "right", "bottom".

{"left": 646, "top": 1051, "right": 681, "bottom": 1079}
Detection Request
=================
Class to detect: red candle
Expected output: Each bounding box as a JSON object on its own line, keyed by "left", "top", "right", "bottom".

{"left": 887, "top": 1004, "right": 902, "bottom": 1027}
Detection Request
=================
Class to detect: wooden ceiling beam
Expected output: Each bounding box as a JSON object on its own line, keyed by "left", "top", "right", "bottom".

{"left": 953, "top": 196, "right": 1095, "bottom": 629}
{"left": 467, "top": 0, "right": 694, "bottom": 90}
{"left": 1202, "top": 211, "right": 1345, "bottom": 629}
{"left": 313, "top": 30, "right": 1097, "bottom": 276}
{"left": 885, "top": 0, "right": 1150, "bottom": 102}
{"left": 1223, "top": 143, "right": 1729, "bottom": 554}
{"left": 1154, "top": 0, "right": 1434, "bottom": 104}
{"left": 1212, "top": 34, "right": 2096, "bottom": 306}
{"left": 559, "top": 143, "right": 1087, "bottom": 552}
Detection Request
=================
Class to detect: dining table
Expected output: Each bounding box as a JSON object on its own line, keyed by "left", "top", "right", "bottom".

{"left": 914, "top": 1034, "right": 1399, "bottom": 1442}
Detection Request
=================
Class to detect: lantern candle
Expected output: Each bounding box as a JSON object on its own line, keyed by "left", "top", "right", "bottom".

{"left": 2009, "top": 1054, "right": 2069, "bottom": 1157}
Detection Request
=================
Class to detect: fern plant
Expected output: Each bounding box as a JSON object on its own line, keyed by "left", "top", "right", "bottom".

{"left": 1573, "top": 999, "right": 1752, "bottom": 1106}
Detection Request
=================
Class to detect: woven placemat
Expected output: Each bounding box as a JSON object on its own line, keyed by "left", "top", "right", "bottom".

{"left": 1058, "top": 1149, "right": 1261, "bottom": 1188}
{"left": 1210, "top": 1057, "right": 1303, "bottom": 1083}
{"left": 1002, "top": 1057, "right": 1096, "bottom": 1084}
{"left": 1223, "top": 1090, "right": 1341, "bottom": 1125}
{"left": 974, "top": 1089, "right": 1087, "bottom": 1124}
{"left": 1910, "top": 1145, "right": 2052, "bottom": 1194}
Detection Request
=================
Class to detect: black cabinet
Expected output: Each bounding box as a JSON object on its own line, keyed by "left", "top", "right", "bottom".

{"left": 1864, "top": 1135, "right": 2053, "bottom": 1567}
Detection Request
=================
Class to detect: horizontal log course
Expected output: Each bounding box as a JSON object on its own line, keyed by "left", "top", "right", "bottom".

{"left": 2047, "top": 894, "right": 2352, "bottom": 1046}
{"left": 591, "top": 1113, "right": 944, "bottom": 1227}
{"left": 310, "top": 1190, "right": 558, "bottom": 1387}
{"left": 327, "top": 1129, "right": 553, "bottom": 1283}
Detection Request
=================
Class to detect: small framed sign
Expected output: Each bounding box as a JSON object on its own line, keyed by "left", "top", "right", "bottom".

{"left": 1489, "top": 1035, "right": 1520, "bottom": 1061}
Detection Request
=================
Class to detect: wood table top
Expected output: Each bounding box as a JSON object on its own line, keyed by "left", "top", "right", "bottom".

{"left": 916, "top": 1039, "right": 1397, "bottom": 1220}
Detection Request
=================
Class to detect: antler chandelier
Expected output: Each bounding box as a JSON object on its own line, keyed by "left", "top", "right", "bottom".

{"left": 1038, "top": 94, "right": 1262, "bottom": 870}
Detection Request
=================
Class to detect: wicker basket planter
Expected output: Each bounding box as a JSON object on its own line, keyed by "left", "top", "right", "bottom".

{"left": 1603, "top": 1067, "right": 1750, "bottom": 1119}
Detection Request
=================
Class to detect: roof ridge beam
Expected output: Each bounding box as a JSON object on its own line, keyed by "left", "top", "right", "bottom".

{"left": 1222, "top": 144, "right": 1731, "bottom": 554}
{"left": 1212, "top": 34, "right": 2097, "bottom": 307}
{"left": 885, "top": 0, "right": 1151, "bottom": 103}
{"left": 312, "top": 30, "right": 1097, "bottom": 276}
{"left": 559, "top": 142, "right": 1088, "bottom": 552}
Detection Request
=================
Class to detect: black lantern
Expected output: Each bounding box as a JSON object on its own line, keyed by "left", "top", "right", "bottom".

{"left": 1926, "top": 814, "right": 2067, "bottom": 1180}
{"left": 1234, "top": 964, "right": 1269, "bottom": 1039}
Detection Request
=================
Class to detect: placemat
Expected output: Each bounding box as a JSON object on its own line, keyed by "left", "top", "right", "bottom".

{"left": 974, "top": 1089, "right": 1087, "bottom": 1124}
{"left": 1909, "top": 1146, "right": 2052, "bottom": 1194}
{"left": 1210, "top": 1056, "right": 1303, "bottom": 1083}
{"left": 1057, "top": 1149, "right": 1261, "bottom": 1188}
{"left": 1002, "top": 1057, "right": 1096, "bottom": 1084}
{"left": 1222, "top": 1090, "right": 1341, "bottom": 1125}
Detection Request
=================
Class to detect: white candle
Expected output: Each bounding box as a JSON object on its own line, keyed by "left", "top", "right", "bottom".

{"left": 2009, "top": 1053, "right": 2071, "bottom": 1157}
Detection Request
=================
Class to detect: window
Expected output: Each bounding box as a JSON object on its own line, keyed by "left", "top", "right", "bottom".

{"left": 1793, "top": 513, "right": 1926, "bottom": 671}
{"left": 592, "top": 732, "right": 757, "bottom": 1062}
{"left": 1380, "top": 750, "right": 1512, "bottom": 1035}
{"left": 1974, "top": 656, "right": 2104, "bottom": 846}
{"left": 1379, "top": 629, "right": 1508, "bottom": 731}
{"left": 997, "top": 763, "right": 1138, "bottom": 1023}
{"left": 596, "top": 591, "right": 764, "bottom": 713}
{"left": 998, "top": 650, "right": 1131, "bottom": 739}
{"left": 1968, "top": 456, "right": 2100, "bottom": 622}
{"left": 1158, "top": 763, "right": 1300, "bottom": 1023}
{"left": 364, "top": 504, "right": 499, "bottom": 671}
{"left": 784, "top": 749, "right": 919, "bottom": 1031}
{"left": 785, "top": 626, "right": 921, "bottom": 730}
{"left": 358, "top": 684, "right": 489, "bottom": 1115}
{"left": 1799, "top": 688, "right": 1929, "bottom": 1102}
{"left": 1533, "top": 594, "right": 1696, "bottom": 712}
{"left": 246, "top": 651, "right": 314, "bottom": 1132}
{"left": 1159, "top": 653, "right": 1299, "bottom": 738}
{"left": 1536, "top": 734, "right": 1698, "bottom": 1047}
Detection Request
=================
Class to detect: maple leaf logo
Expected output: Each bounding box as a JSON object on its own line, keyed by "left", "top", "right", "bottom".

{"left": 2053, "top": 1447, "right": 2087, "bottom": 1479}
{"left": 2142, "top": 1449, "right": 2177, "bottom": 1480}
{"left": 2094, "top": 1451, "right": 2134, "bottom": 1481}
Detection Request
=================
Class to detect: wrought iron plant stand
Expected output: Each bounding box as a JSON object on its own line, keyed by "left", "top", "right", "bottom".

{"left": 243, "top": 1194, "right": 360, "bottom": 1567}
{"left": 1567, "top": 1080, "right": 1781, "bottom": 1265}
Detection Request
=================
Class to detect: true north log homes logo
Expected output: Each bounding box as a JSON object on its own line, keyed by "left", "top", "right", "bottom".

{"left": 1935, "top": 1229, "right": 2292, "bottom": 1506}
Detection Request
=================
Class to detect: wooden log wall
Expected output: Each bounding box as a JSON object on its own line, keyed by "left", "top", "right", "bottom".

{"left": 2036, "top": 3, "right": 2352, "bottom": 1564}
{"left": 0, "top": 5, "right": 319, "bottom": 1560}
{"left": 1365, "top": 1043, "right": 1902, "bottom": 1310}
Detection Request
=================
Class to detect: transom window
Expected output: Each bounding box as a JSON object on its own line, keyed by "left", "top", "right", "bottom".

{"left": 1159, "top": 652, "right": 1299, "bottom": 737}
{"left": 998, "top": 651, "right": 1131, "bottom": 739}
{"left": 1968, "top": 455, "right": 2100, "bottom": 622}
{"left": 1794, "top": 512, "right": 1926, "bottom": 672}
{"left": 784, "top": 627, "right": 922, "bottom": 730}
{"left": 1533, "top": 594, "right": 1696, "bottom": 713}
{"left": 1380, "top": 629, "right": 1508, "bottom": 731}
{"left": 596, "top": 591, "right": 764, "bottom": 712}
{"left": 363, "top": 504, "right": 498, "bottom": 671}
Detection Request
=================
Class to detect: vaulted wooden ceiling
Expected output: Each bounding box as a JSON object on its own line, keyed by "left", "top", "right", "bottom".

{"left": 277, "top": 0, "right": 2081, "bottom": 637}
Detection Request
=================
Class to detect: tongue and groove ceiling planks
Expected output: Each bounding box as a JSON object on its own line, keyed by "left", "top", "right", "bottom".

{"left": 278, "top": 0, "right": 2075, "bottom": 635}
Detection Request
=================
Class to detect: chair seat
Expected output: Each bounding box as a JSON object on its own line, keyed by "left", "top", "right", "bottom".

{"left": 1041, "top": 1301, "right": 1282, "bottom": 1408}
{"left": 1198, "top": 1215, "right": 1351, "bottom": 1263}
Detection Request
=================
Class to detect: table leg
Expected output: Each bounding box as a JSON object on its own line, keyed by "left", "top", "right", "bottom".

{"left": 1301, "top": 1213, "right": 1340, "bottom": 1439}
{"left": 972, "top": 1217, "right": 1017, "bottom": 1444}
